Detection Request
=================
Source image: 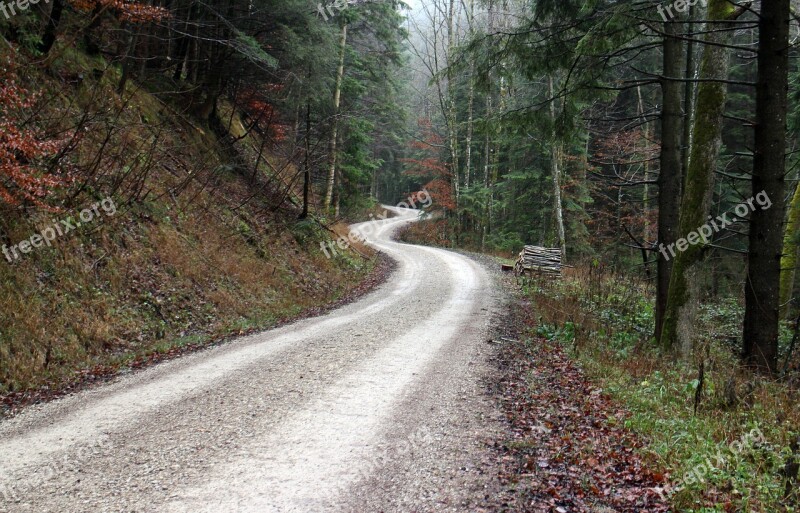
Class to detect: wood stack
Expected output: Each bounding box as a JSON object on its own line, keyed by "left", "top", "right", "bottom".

{"left": 514, "top": 246, "right": 563, "bottom": 277}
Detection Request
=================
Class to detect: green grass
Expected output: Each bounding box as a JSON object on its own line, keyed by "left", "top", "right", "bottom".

{"left": 527, "top": 268, "right": 799, "bottom": 512}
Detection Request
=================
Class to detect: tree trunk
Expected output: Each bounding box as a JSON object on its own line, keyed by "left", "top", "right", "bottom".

{"left": 661, "top": 0, "right": 744, "bottom": 352}
{"left": 549, "top": 76, "right": 567, "bottom": 263}
{"left": 446, "top": 0, "right": 460, "bottom": 215}
{"left": 780, "top": 182, "right": 800, "bottom": 319}
{"left": 172, "top": 2, "right": 197, "bottom": 81}
{"left": 83, "top": 5, "right": 105, "bottom": 56}
{"left": 482, "top": 92, "right": 491, "bottom": 249}
{"left": 655, "top": 18, "right": 684, "bottom": 342}
{"left": 334, "top": 168, "right": 341, "bottom": 218}
{"left": 464, "top": 0, "right": 475, "bottom": 190}
{"left": 681, "top": 1, "right": 697, "bottom": 185}
{"left": 117, "top": 23, "right": 137, "bottom": 94}
{"left": 300, "top": 102, "right": 311, "bottom": 220}
{"left": 637, "top": 85, "right": 652, "bottom": 242}
{"left": 324, "top": 23, "right": 347, "bottom": 212}
{"left": 465, "top": 65, "right": 475, "bottom": 190}
{"left": 38, "top": 0, "right": 64, "bottom": 55}
{"left": 481, "top": 0, "right": 495, "bottom": 250}
{"left": 743, "top": 0, "right": 789, "bottom": 374}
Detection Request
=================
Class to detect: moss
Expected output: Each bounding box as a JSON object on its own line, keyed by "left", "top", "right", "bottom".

{"left": 779, "top": 182, "right": 800, "bottom": 318}
{"left": 660, "top": 0, "right": 741, "bottom": 351}
{"left": 708, "top": 0, "right": 738, "bottom": 20}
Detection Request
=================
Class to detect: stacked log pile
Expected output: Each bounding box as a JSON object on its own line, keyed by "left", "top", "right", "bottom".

{"left": 514, "top": 246, "right": 563, "bottom": 277}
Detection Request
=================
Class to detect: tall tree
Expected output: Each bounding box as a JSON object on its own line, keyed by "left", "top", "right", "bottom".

{"left": 38, "top": 0, "right": 65, "bottom": 54}
{"left": 743, "top": 0, "right": 790, "bottom": 374}
{"left": 661, "top": 0, "right": 746, "bottom": 351}
{"left": 549, "top": 75, "right": 567, "bottom": 261}
{"left": 655, "top": 16, "right": 684, "bottom": 342}
{"left": 780, "top": 182, "right": 800, "bottom": 319}
{"left": 446, "top": 0, "right": 460, "bottom": 213}
{"left": 300, "top": 102, "right": 312, "bottom": 220}
{"left": 324, "top": 22, "right": 348, "bottom": 212}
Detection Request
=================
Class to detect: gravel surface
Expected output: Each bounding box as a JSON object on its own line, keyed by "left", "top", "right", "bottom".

{"left": 0, "top": 207, "right": 508, "bottom": 513}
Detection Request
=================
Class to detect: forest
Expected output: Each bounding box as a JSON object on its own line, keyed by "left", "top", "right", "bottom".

{"left": 1, "top": 0, "right": 800, "bottom": 511}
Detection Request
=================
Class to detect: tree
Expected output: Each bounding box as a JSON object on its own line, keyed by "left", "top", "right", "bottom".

{"left": 743, "top": 0, "right": 790, "bottom": 374}
{"left": 660, "top": 0, "right": 747, "bottom": 351}
{"left": 655, "top": 14, "right": 684, "bottom": 342}
{"left": 38, "top": 0, "right": 65, "bottom": 54}
{"left": 780, "top": 182, "right": 800, "bottom": 319}
{"left": 324, "top": 22, "right": 348, "bottom": 212}
{"left": 402, "top": 118, "right": 454, "bottom": 212}
{"left": 406, "top": 0, "right": 464, "bottom": 219}
{"left": 549, "top": 75, "right": 567, "bottom": 262}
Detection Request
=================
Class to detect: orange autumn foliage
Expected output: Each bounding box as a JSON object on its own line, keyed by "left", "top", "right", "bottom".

{"left": 0, "top": 53, "right": 71, "bottom": 207}
{"left": 401, "top": 118, "right": 455, "bottom": 212}
{"left": 68, "top": 0, "right": 170, "bottom": 23}
{"left": 239, "top": 86, "right": 289, "bottom": 143}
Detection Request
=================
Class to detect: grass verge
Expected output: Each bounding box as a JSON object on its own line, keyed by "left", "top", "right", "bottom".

{"left": 524, "top": 267, "right": 799, "bottom": 512}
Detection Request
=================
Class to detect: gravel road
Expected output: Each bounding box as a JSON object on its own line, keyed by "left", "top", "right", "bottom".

{"left": 0, "top": 207, "right": 505, "bottom": 513}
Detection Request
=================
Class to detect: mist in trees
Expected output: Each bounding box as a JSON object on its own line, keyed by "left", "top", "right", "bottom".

{"left": 397, "top": 0, "right": 798, "bottom": 375}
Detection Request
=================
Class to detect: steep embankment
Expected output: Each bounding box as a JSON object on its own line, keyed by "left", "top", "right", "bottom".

{"left": 0, "top": 46, "right": 381, "bottom": 414}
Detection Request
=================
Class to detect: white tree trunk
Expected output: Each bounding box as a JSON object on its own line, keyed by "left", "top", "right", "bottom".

{"left": 549, "top": 76, "right": 567, "bottom": 263}
{"left": 446, "top": 0, "right": 460, "bottom": 211}
{"left": 324, "top": 23, "right": 348, "bottom": 211}
{"left": 464, "top": 0, "right": 475, "bottom": 190}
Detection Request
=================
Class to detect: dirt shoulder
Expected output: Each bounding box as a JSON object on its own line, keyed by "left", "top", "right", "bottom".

{"left": 480, "top": 269, "right": 669, "bottom": 512}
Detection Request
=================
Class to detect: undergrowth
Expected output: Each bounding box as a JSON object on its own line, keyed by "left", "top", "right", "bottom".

{"left": 525, "top": 267, "right": 800, "bottom": 512}
{"left": 0, "top": 41, "right": 380, "bottom": 404}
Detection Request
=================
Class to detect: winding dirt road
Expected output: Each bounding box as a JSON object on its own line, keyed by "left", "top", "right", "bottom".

{"left": 0, "top": 207, "right": 504, "bottom": 512}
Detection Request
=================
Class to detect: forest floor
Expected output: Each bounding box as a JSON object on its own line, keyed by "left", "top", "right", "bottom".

{"left": 473, "top": 263, "right": 670, "bottom": 513}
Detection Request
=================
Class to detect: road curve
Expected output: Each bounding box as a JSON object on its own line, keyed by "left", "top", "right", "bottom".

{"left": 0, "top": 207, "right": 502, "bottom": 512}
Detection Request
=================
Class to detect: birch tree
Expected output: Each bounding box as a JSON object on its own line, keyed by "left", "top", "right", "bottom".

{"left": 324, "top": 22, "right": 348, "bottom": 212}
